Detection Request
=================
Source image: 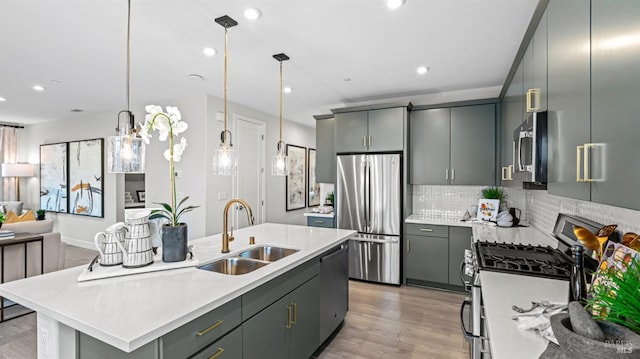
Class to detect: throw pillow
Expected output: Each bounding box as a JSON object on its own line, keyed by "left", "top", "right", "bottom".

{"left": 1, "top": 202, "right": 23, "bottom": 215}
{"left": 4, "top": 209, "right": 36, "bottom": 223}
{"left": 0, "top": 205, "right": 5, "bottom": 215}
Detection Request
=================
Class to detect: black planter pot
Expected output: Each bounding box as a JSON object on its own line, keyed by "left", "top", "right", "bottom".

{"left": 162, "top": 223, "right": 188, "bottom": 262}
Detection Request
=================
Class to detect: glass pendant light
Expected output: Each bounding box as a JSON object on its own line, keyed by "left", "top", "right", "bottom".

{"left": 108, "top": 0, "right": 145, "bottom": 173}
{"left": 212, "top": 15, "right": 238, "bottom": 175}
{"left": 271, "top": 53, "right": 290, "bottom": 176}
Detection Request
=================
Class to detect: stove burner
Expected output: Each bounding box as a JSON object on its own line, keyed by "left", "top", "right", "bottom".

{"left": 476, "top": 242, "right": 572, "bottom": 280}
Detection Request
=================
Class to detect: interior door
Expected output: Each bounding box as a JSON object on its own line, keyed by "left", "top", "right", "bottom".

{"left": 233, "top": 115, "right": 265, "bottom": 228}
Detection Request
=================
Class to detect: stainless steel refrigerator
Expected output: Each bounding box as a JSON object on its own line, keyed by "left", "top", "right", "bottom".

{"left": 336, "top": 153, "right": 401, "bottom": 285}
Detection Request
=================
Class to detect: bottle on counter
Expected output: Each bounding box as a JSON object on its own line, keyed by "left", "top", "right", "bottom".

{"left": 569, "top": 245, "right": 588, "bottom": 303}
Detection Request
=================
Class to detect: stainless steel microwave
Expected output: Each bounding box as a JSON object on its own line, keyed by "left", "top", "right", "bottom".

{"left": 513, "top": 111, "right": 548, "bottom": 184}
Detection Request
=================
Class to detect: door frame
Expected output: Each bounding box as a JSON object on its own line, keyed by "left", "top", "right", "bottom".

{"left": 232, "top": 113, "right": 266, "bottom": 225}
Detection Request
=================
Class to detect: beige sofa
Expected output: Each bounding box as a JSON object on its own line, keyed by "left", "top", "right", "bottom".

{"left": 1, "top": 219, "right": 65, "bottom": 282}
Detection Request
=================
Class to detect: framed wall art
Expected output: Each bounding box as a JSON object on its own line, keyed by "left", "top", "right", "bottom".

{"left": 40, "top": 142, "right": 68, "bottom": 213}
{"left": 68, "top": 138, "right": 104, "bottom": 217}
{"left": 307, "top": 148, "right": 320, "bottom": 207}
{"left": 286, "top": 144, "right": 307, "bottom": 211}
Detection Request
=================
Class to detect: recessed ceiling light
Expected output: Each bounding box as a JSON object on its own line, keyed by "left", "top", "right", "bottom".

{"left": 0, "top": 97, "right": 6, "bottom": 102}
{"left": 244, "top": 7, "right": 262, "bottom": 20}
{"left": 203, "top": 47, "right": 216, "bottom": 57}
{"left": 70, "top": 109, "right": 84, "bottom": 113}
{"left": 344, "top": 78, "right": 351, "bottom": 82}
{"left": 187, "top": 74, "right": 204, "bottom": 80}
{"left": 386, "top": 0, "right": 406, "bottom": 10}
{"left": 283, "top": 87, "right": 293, "bottom": 94}
{"left": 33, "top": 85, "right": 45, "bottom": 92}
{"left": 417, "top": 66, "right": 429, "bottom": 75}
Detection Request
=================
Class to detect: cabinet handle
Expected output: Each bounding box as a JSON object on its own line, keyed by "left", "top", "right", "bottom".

{"left": 208, "top": 348, "right": 225, "bottom": 359}
{"left": 445, "top": 169, "right": 449, "bottom": 181}
{"left": 314, "top": 220, "right": 325, "bottom": 224}
{"left": 526, "top": 88, "right": 541, "bottom": 112}
{"left": 195, "top": 320, "right": 223, "bottom": 337}
{"left": 451, "top": 168, "right": 455, "bottom": 181}
{"left": 368, "top": 136, "right": 372, "bottom": 147}
{"left": 407, "top": 239, "right": 411, "bottom": 252}
{"left": 420, "top": 228, "right": 434, "bottom": 232}
{"left": 291, "top": 302, "right": 298, "bottom": 324}
{"left": 363, "top": 136, "right": 367, "bottom": 148}
{"left": 501, "top": 166, "right": 508, "bottom": 180}
{"left": 508, "top": 165, "right": 514, "bottom": 180}
{"left": 286, "top": 305, "right": 292, "bottom": 329}
{"left": 576, "top": 145, "right": 585, "bottom": 182}
{"left": 584, "top": 143, "right": 595, "bottom": 182}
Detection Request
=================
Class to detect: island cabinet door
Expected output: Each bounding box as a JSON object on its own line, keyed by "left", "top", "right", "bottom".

{"left": 242, "top": 294, "right": 290, "bottom": 359}
{"left": 77, "top": 332, "right": 158, "bottom": 359}
{"left": 189, "top": 325, "right": 242, "bottom": 359}
{"left": 289, "top": 275, "right": 320, "bottom": 359}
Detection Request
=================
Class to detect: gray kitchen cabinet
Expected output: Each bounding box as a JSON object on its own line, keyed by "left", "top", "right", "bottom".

{"left": 410, "top": 104, "right": 495, "bottom": 186}
{"left": 334, "top": 111, "right": 367, "bottom": 153}
{"left": 500, "top": 62, "right": 523, "bottom": 186}
{"left": 315, "top": 117, "right": 335, "bottom": 183}
{"left": 334, "top": 107, "right": 405, "bottom": 153}
{"left": 547, "top": 0, "right": 591, "bottom": 202}
{"left": 448, "top": 227, "right": 472, "bottom": 287}
{"left": 522, "top": 42, "right": 534, "bottom": 110}
{"left": 242, "top": 275, "right": 320, "bottom": 359}
{"left": 367, "top": 107, "right": 405, "bottom": 151}
{"left": 405, "top": 224, "right": 448, "bottom": 284}
{"left": 450, "top": 104, "right": 496, "bottom": 185}
{"left": 306, "top": 215, "right": 335, "bottom": 228}
{"left": 533, "top": 10, "right": 548, "bottom": 111}
{"left": 410, "top": 108, "right": 450, "bottom": 185}
{"left": 590, "top": 0, "right": 640, "bottom": 210}
{"left": 190, "top": 326, "right": 243, "bottom": 359}
{"left": 77, "top": 333, "right": 158, "bottom": 359}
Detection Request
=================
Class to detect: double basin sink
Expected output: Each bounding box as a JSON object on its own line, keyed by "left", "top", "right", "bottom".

{"left": 198, "top": 246, "right": 299, "bottom": 275}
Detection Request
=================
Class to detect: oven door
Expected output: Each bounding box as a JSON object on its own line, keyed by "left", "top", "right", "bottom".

{"left": 460, "top": 277, "right": 492, "bottom": 358}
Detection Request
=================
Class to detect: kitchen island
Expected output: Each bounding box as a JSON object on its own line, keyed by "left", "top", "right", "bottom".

{"left": 0, "top": 223, "right": 356, "bottom": 359}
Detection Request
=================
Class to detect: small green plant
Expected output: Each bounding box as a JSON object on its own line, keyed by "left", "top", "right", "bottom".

{"left": 0, "top": 212, "right": 5, "bottom": 223}
{"left": 36, "top": 209, "right": 46, "bottom": 220}
{"left": 588, "top": 257, "right": 640, "bottom": 334}
{"left": 325, "top": 192, "right": 335, "bottom": 206}
{"left": 481, "top": 186, "right": 507, "bottom": 202}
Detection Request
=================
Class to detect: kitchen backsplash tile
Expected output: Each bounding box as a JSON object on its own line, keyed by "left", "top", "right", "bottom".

{"left": 526, "top": 190, "right": 640, "bottom": 236}
{"left": 412, "top": 185, "right": 488, "bottom": 220}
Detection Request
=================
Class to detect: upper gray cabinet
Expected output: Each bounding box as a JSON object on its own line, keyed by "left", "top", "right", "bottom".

{"left": 590, "top": 0, "right": 640, "bottom": 210}
{"left": 410, "top": 104, "right": 496, "bottom": 186}
{"left": 315, "top": 117, "right": 335, "bottom": 183}
{"left": 533, "top": 11, "right": 548, "bottom": 111}
{"left": 334, "top": 107, "right": 405, "bottom": 153}
{"left": 500, "top": 62, "right": 524, "bottom": 186}
{"left": 547, "top": 0, "right": 591, "bottom": 201}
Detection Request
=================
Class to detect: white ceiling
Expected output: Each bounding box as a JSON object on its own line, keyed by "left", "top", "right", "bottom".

{"left": 0, "top": 0, "right": 538, "bottom": 127}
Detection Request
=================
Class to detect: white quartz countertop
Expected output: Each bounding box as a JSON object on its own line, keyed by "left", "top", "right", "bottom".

{"left": 474, "top": 224, "right": 568, "bottom": 359}
{"left": 0, "top": 223, "right": 356, "bottom": 353}
{"left": 405, "top": 214, "right": 473, "bottom": 227}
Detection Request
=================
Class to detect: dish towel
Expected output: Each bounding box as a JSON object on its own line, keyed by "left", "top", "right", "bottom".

{"left": 511, "top": 301, "right": 568, "bottom": 345}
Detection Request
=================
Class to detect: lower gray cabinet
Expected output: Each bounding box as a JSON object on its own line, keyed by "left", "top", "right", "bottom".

{"left": 77, "top": 333, "right": 158, "bottom": 359}
{"left": 448, "top": 227, "right": 472, "bottom": 287}
{"left": 405, "top": 223, "right": 470, "bottom": 289}
{"left": 242, "top": 275, "right": 320, "bottom": 359}
{"left": 406, "top": 234, "right": 448, "bottom": 284}
{"left": 306, "top": 216, "right": 335, "bottom": 228}
{"left": 190, "top": 326, "right": 242, "bottom": 359}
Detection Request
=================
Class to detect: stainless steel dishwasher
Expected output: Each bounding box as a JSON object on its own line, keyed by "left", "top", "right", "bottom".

{"left": 319, "top": 242, "right": 349, "bottom": 343}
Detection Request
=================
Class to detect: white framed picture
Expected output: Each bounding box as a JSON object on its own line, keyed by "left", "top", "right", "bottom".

{"left": 476, "top": 199, "right": 500, "bottom": 222}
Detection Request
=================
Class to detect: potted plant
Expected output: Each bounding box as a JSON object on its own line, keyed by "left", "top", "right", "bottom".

{"left": 0, "top": 212, "right": 5, "bottom": 229}
{"left": 140, "top": 105, "right": 199, "bottom": 262}
{"left": 481, "top": 186, "right": 508, "bottom": 210}
{"left": 325, "top": 192, "right": 335, "bottom": 206}
{"left": 36, "top": 209, "right": 46, "bottom": 220}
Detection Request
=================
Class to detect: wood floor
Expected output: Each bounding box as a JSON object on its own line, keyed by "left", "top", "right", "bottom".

{"left": 0, "top": 245, "right": 469, "bottom": 359}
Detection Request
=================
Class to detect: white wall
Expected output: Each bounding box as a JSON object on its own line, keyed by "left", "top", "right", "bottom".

{"left": 19, "top": 94, "right": 315, "bottom": 248}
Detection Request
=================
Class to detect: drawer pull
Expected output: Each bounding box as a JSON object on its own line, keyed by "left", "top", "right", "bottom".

{"left": 286, "top": 305, "right": 292, "bottom": 328}
{"left": 291, "top": 302, "right": 297, "bottom": 324}
{"left": 419, "top": 228, "right": 433, "bottom": 232}
{"left": 314, "top": 220, "right": 325, "bottom": 224}
{"left": 208, "top": 347, "right": 225, "bottom": 359}
{"left": 195, "top": 320, "right": 223, "bottom": 337}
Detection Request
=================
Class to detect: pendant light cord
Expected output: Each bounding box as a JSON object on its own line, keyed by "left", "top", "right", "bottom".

{"left": 126, "top": 0, "right": 131, "bottom": 115}
{"left": 223, "top": 26, "right": 228, "bottom": 146}
{"left": 279, "top": 60, "right": 283, "bottom": 149}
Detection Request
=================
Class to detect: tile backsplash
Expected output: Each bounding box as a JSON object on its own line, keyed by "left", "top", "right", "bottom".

{"left": 411, "top": 185, "right": 640, "bottom": 236}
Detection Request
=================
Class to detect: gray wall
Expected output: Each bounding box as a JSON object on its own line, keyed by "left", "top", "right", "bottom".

{"left": 18, "top": 94, "right": 314, "bottom": 248}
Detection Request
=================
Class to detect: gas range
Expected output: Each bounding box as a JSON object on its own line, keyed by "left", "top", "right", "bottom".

{"left": 474, "top": 242, "right": 572, "bottom": 280}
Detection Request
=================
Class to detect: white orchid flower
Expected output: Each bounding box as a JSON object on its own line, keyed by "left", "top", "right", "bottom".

{"left": 145, "top": 105, "right": 162, "bottom": 115}
{"left": 139, "top": 122, "right": 152, "bottom": 144}
{"left": 163, "top": 137, "right": 188, "bottom": 162}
